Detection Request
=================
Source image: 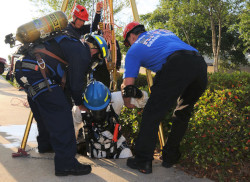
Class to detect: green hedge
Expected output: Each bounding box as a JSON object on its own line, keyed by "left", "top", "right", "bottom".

{"left": 181, "top": 72, "right": 250, "bottom": 181}
{"left": 119, "top": 72, "right": 250, "bottom": 181}
{"left": 117, "top": 73, "right": 149, "bottom": 90}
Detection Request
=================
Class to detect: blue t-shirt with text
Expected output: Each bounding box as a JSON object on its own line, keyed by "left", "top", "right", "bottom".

{"left": 123, "top": 29, "right": 198, "bottom": 78}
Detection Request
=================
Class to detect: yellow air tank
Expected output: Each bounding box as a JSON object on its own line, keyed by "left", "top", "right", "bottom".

{"left": 16, "top": 11, "right": 68, "bottom": 44}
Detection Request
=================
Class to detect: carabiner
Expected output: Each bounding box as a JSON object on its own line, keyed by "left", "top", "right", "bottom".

{"left": 37, "top": 59, "right": 46, "bottom": 69}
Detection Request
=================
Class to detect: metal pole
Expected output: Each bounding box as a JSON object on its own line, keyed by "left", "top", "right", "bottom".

{"left": 12, "top": 111, "right": 33, "bottom": 157}
{"left": 108, "top": 0, "right": 117, "bottom": 91}
{"left": 129, "top": 0, "right": 140, "bottom": 22}
{"left": 61, "top": 0, "right": 69, "bottom": 12}
{"left": 129, "top": 0, "right": 165, "bottom": 149}
{"left": 20, "top": 111, "right": 33, "bottom": 149}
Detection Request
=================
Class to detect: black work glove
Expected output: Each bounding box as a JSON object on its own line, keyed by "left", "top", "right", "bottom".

{"left": 122, "top": 85, "right": 143, "bottom": 98}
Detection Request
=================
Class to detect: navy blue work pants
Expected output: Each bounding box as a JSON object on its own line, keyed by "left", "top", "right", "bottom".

{"left": 135, "top": 52, "right": 208, "bottom": 161}
{"left": 28, "top": 96, "right": 52, "bottom": 152}
{"left": 28, "top": 86, "right": 78, "bottom": 171}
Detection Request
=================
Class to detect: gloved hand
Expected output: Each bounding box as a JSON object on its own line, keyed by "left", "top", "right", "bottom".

{"left": 130, "top": 90, "right": 149, "bottom": 108}
{"left": 72, "top": 106, "right": 84, "bottom": 138}
{"left": 122, "top": 85, "right": 143, "bottom": 98}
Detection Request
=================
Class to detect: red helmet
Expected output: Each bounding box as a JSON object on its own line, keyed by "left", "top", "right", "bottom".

{"left": 123, "top": 21, "right": 144, "bottom": 47}
{"left": 73, "top": 4, "right": 89, "bottom": 21}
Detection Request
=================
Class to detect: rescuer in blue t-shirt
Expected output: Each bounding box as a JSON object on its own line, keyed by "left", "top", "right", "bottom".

{"left": 121, "top": 22, "right": 208, "bottom": 174}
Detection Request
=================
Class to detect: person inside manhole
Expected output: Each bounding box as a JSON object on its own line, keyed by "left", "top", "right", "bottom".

{"left": 72, "top": 80, "right": 149, "bottom": 159}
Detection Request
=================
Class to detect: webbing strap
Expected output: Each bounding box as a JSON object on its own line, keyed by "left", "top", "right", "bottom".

{"left": 34, "top": 52, "right": 52, "bottom": 92}
{"left": 34, "top": 48, "right": 68, "bottom": 65}
{"left": 15, "top": 61, "right": 39, "bottom": 71}
{"left": 20, "top": 62, "right": 39, "bottom": 71}
{"left": 27, "top": 79, "right": 57, "bottom": 98}
{"left": 33, "top": 80, "right": 52, "bottom": 93}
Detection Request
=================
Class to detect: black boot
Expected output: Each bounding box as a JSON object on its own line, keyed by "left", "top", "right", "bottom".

{"left": 55, "top": 162, "right": 92, "bottom": 176}
{"left": 127, "top": 157, "right": 152, "bottom": 174}
{"left": 162, "top": 148, "right": 181, "bottom": 168}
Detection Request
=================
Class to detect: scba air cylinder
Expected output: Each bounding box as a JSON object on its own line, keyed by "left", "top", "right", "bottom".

{"left": 16, "top": 11, "right": 68, "bottom": 44}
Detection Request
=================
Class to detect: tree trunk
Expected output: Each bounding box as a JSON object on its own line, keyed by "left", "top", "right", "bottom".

{"left": 210, "top": 1, "right": 224, "bottom": 73}
{"left": 216, "top": 16, "right": 222, "bottom": 72}
{"left": 209, "top": 3, "right": 219, "bottom": 72}
{"left": 182, "top": 27, "right": 191, "bottom": 45}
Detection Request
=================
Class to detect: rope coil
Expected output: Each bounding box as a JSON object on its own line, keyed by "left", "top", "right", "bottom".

{"left": 102, "top": 0, "right": 117, "bottom": 67}
{"left": 11, "top": 98, "right": 30, "bottom": 108}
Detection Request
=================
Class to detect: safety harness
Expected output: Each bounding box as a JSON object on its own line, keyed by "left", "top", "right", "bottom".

{"left": 14, "top": 31, "right": 72, "bottom": 99}
{"left": 79, "top": 105, "right": 129, "bottom": 158}
{"left": 15, "top": 59, "right": 58, "bottom": 99}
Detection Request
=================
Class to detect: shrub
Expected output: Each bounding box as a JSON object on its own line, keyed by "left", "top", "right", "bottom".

{"left": 180, "top": 72, "right": 250, "bottom": 181}
{"left": 207, "top": 72, "right": 250, "bottom": 91}
{"left": 181, "top": 88, "right": 249, "bottom": 181}
{"left": 117, "top": 72, "right": 149, "bottom": 90}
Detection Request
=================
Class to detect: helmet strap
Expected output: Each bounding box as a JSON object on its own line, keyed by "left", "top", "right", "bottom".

{"left": 72, "top": 16, "right": 84, "bottom": 27}
{"left": 91, "top": 53, "right": 102, "bottom": 62}
{"left": 71, "top": 15, "right": 77, "bottom": 25}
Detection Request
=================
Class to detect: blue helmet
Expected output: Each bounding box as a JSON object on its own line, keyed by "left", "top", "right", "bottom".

{"left": 85, "top": 35, "right": 108, "bottom": 59}
{"left": 83, "top": 80, "right": 111, "bottom": 111}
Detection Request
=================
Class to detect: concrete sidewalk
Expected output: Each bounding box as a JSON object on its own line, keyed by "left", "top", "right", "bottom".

{"left": 0, "top": 75, "right": 213, "bottom": 182}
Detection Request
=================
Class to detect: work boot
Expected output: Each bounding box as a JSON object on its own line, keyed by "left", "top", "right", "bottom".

{"left": 162, "top": 148, "right": 181, "bottom": 168}
{"left": 127, "top": 157, "right": 152, "bottom": 174}
{"left": 55, "top": 162, "right": 92, "bottom": 176}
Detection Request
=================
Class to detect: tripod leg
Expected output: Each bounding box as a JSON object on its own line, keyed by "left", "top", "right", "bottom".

{"left": 12, "top": 111, "right": 33, "bottom": 157}
{"left": 158, "top": 122, "right": 165, "bottom": 150}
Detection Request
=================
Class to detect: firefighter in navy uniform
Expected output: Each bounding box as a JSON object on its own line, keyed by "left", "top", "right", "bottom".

{"left": 92, "top": 38, "right": 122, "bottom": 88}
{"left": 65, "top": 2, "right": 103, "bottom": 39}
{"left": 64, "top": 2, "right": 104, "bottom": 105}
{"left": 14, "top": 34, "right": 108, "bottom": 176}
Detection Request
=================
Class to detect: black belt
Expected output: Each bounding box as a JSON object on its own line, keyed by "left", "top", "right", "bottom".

{"left": 168, "top": 50, "right": 202, "bottom": 60}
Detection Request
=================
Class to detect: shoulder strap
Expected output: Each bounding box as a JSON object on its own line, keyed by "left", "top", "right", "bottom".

{"left": 33, "top": 52, "right": 52, "bottom": 92}
{"left": 33, "top": 48, "right": 68, "bottom": 65}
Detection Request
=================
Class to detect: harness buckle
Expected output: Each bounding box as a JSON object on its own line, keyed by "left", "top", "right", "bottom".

{"left": 27, "top": 85, "right": 36, "bottom": 97}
